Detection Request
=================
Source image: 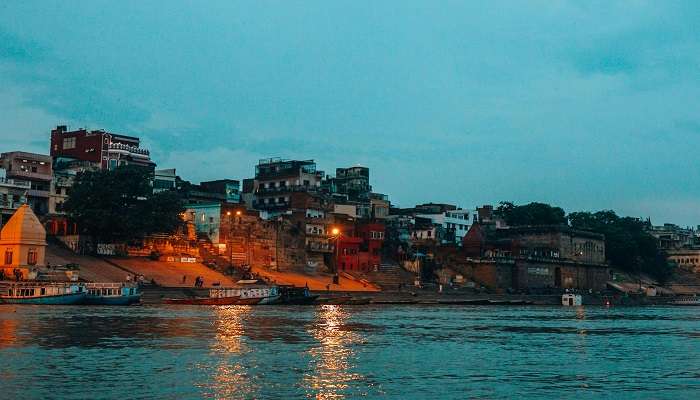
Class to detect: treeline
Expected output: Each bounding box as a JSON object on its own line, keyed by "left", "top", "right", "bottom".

{"left": 495, "top": 202, "right": 672, "bottom": 282}
{"left": 64, "top": 166, "right": 184, "bottom": 243}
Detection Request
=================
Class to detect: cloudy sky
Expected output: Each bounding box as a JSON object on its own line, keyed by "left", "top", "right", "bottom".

{"left": 1, "top": 1, "right": 699, "bottom": 224}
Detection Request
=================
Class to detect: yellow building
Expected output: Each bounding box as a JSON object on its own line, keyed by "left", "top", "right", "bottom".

{"left": 0, "top": 204, "right": 46, "bottom": 280}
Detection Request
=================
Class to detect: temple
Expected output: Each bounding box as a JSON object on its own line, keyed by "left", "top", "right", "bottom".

{"left": 0, "top": 204, "right": 46, "bottom": 280}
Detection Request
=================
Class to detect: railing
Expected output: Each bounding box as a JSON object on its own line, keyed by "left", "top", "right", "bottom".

{"left": 6, "top": 169, "right": 52, "bottom": 181}
{"left": 108, "top": 143, "right": 150, "bottom": 155}
{"left": 0, "top": 177, "right": 31, "bottom": 188}
{"left": 255, "top": 184, "right": 319, "bottom": 194}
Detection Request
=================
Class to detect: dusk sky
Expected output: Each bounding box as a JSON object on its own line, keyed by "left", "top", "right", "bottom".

{"left": 1, "top": 1, "right": 699, "bottom": 225}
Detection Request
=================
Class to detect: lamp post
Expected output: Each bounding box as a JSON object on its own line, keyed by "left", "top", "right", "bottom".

{"left": 226, "top": 211, "right": 232, "bottom": 268}
{"left": 331, "top": 227, "right": 341, "bottom": 284}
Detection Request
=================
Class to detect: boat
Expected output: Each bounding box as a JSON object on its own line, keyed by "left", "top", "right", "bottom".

{"left": 84, "top": 283, "right": 141, "bottom": 305}
{"left": 272, "top": 285, "right": 319, "bottom": 305}
{"left": 0, "top": 281, "right": 86, "bottom": 305}
{"left": 562, "top": 293, "right": 582, "bottom": 306}
{"left": 164, "top": 286, "right": 279, "bottom": 305}
{"left": 317, "top": 296, "right": 372, "bottom": 305}
{"left": 671, "top": 295, "right": 700, "bottom": 306}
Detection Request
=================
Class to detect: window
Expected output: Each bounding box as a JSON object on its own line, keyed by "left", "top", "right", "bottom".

{"left": 4, "top": 249, "right": 12, "bottom": 265}
{"left": 27, "top": 248, "right": 37, "bottom": 265}
{"left": 63, "top": 137, "right": 76, "bottom": 150}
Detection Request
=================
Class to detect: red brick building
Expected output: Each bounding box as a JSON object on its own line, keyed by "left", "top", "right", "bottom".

{"left": 334, "top": 221, "right": 385, "bottom": 272}
{"left": 50, "top": 125, "right": 155, "bottom": 171}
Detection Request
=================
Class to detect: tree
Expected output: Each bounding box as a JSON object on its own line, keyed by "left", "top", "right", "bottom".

{"left": 64, "top": 166, "right": 184, "bottom": 243}
{"left": 568, "top": 210, "right": 673, "bottom": 283}
{"left": 495, "top": 201, "right": 567, "bottom": 226}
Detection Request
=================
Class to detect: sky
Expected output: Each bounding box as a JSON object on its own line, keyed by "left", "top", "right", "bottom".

{"left": 1, "top": 1, "right": 699, "bottom": 225}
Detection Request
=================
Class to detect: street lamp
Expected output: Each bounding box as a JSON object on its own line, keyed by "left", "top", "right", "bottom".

{"left": 226, "top": 211, "right": 232, "bottom": 268}
{"left": 330, "top": 227, "right": 341, "bottom": 284}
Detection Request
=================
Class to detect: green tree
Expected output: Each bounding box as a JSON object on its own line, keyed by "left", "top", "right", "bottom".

{"left": 568, "top": 210, "right": 673, "bottom": 283}
{"left": 64, "top": 166, "right": 184, "bottom": 243}
{"left": 495, "top": 201, "right": 567, "bottom": 226}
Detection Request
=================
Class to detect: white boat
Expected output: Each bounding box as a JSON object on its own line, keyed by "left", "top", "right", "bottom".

{"left": 672, "top": 295, "right": 700, "bottom": 306}
{"left": 562, "top": 293, "right": 582, "bottom": 306}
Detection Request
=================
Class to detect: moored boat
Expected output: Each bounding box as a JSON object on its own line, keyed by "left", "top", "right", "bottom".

{"left": 84, "top": 283, "right": 141, "bottom": 305}
{"left": 671, "top": 295, "right": 700, "bottom": 306}
{"left": 272, "top": 285, "right": 319, "bottom": 305}
{"left": 0, "top": 281, "right": 86, "bottom": 305}
{"left": 164, "top": 286, "right": 280, "bottom": 305}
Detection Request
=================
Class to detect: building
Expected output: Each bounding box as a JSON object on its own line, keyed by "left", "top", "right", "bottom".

{"left": 332, "top": 220, "right": 385, "bottom": 272}
{"left": 0, "top": 151, "right": 52, "bottom": 216}
{"left": 50, "top": 125, "right": 155, "bottom": 171}
{"left": 647, "top": 223, "right": 695, "bottom": 250}
{"left": 184, "top": 203, "right": 227, "bottom": 244}
{"left": 0, "top": 175, "right": 29, "bottom": 223}
{"left": 153, "top": 169, "right": 177, "bottom": 193}
{"left": 415, "top": 207, "right": 471, "bottom": 244}
{"left": 666, "top": 248, "right": 700, "bottom": 272}
{"left": 0, "top": 204, "right": 46, "bottom": 280}
{"left": 251, "top": 158, "right": 324, "bottom": 216}
{"left": 332, "top": 166, "right": 371, "bottom": 202}
{"left": 179, "top": 178, "right": 241, "bottom": 205}
{"left": 460, "top": 224, "right": 609, "bottom": 291}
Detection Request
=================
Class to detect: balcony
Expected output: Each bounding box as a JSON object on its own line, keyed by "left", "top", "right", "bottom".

{"left": 108, "top": 142, "right": 150, "bottom": 156}
{"left": 0, "top": 177, "right": 31, "bottom": 189}
{"left": 0, "top": 199, "right": 26, "bottom": 210}
{"left": 307, "top": 241, "right": 334, "bottom": 253}
{"left": 255, "top": 184, "right": 319, "bottom": 195}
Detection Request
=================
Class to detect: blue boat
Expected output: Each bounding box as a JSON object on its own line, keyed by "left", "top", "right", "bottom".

{"left": 0, "top": 282, "right": 87, "bottom": 305}
{"left": 84, "top": 283, "right": 141, "bottom": 305}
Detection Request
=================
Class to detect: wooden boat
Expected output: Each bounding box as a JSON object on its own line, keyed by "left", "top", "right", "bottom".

{"left": 164, "top": 286, "right": 280, "bottom": 305}
{"left": 272, "top": 285, "right": 319, "bottom": 305}
{"left": 84, "top": 283, "right": 141, "bottom": 305}
{"left": 318, "top": 296, "right": 372, "bottom": 305}
{"left": 0, "top": 281, "right": 86, "bottom": 305}
{"left": 671, "top": 295, "right": 700, "bottom": 306}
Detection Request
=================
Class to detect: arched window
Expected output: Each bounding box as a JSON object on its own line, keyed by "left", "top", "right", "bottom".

{"left": 27, "top": 248, "right": 38, "bottom": 265}
{"left": 4, "top": 249, "right": 12, "bottom": 265}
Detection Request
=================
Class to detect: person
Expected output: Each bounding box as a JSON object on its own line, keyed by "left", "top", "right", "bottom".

{"left": 182, "top": 275, "right": 187, "bottom": 284}
{"left": 126, "top": 274, "right": 132, "bottom": 282}
{"left": 326, "top": 283, "right": 330, "bottom": 292}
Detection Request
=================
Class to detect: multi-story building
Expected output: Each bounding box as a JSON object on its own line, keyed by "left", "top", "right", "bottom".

{"left": 461, "top": 224, "right": 609, "bottom": 291}
{"left": 333, "top": 166, "right": 371, "bottom": 201}
{"left": 153, "top": 169, "right": 177, "bottom": 193}
{"left": 0, "top": 176, "right": 29, "bottom": 224}
{"left": 647, "top": 223, "right": 695, "bottom": 250}
{"left": 251, "top": 158, "right": 324, "bottom": 216}
{"left": 180, "top": 178, "right": 241, "bottom": 205}
{"left": 50, "top": 125, "right": 155, "bottom": 171}
{"left": 0, "top": 151, "right": 52, "bottom": 216}
{"left": 415, "top": 207, "right": 471, "bottom": 244}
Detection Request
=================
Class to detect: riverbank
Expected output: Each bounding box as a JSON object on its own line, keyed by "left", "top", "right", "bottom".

{"left": 138, "top": 286, "right": 679, "bottom": 306}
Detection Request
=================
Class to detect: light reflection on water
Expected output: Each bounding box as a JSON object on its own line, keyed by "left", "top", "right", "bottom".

{"left": 0, "top": 305, "right": 698, "bottom": 399}
{"left": 304, "top": 305, "right": 365, "bottom": 399}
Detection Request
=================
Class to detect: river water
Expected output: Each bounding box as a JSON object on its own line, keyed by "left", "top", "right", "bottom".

{"left": 0, "top": 305, "right": 698, "bottom": 399}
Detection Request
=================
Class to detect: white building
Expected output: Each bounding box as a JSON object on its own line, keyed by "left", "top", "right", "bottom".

{"left": 415, "top": 208, "right": 471, "bottom": 244}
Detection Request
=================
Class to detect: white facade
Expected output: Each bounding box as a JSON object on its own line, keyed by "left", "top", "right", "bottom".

{"left": 415, "top": 208, "right": 471, "bottom": 244}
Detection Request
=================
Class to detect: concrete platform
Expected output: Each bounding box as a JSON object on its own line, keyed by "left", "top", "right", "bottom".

{"left": 45, "top": 244, "right": 130, "bottom": 282}
{"left": 105, "top": 257, "right": 237, "bottom": 288}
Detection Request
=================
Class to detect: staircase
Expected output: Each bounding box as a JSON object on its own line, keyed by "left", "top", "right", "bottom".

{"left": 195, "top": 237, "right": 247, "bottom": 280}
{"left": 361, "top": 264, "right": 414, "bottom": 291}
